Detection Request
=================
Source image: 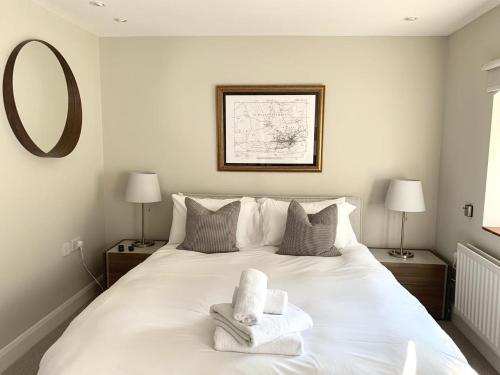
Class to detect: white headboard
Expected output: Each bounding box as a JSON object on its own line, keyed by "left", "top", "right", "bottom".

{"left": 183, "top": 193, "right": 363, "bottom": 241}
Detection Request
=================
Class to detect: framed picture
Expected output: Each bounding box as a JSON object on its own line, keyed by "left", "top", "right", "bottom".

{"left": 216, "top": 85, "right": 325, "bottom": 172}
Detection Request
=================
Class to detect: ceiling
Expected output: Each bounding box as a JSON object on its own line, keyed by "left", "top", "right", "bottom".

{"left": 34, "top": 0, "right": 500, "bottom": 37}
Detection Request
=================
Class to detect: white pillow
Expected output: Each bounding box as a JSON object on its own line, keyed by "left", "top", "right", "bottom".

{"left": 259, "top": 197, "right": 358, "bottom": 248}
{"left": 335, "top": 202, "right": 359, "bottom": 248}
{"left": 168, "top": 194, "right": 262, "bottom": 248}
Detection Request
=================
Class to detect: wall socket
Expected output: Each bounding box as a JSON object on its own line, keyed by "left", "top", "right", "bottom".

{"left": 61, "top": 236, "right": 82, "bottom": 257}
{"left": 71, "top": 236, "right": 81, "bottom": 251}
{"left": 61, "top": 242, "right": 72, "bottom": 256}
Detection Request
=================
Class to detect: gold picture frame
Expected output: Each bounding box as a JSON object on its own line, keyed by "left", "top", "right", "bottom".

{"left": 216, "top": 85, "right": 325, "bottom": 172}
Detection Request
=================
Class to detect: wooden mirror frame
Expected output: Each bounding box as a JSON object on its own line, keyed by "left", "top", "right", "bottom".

{"left": 2, "top": 39, "right": 82, "bottom": 158}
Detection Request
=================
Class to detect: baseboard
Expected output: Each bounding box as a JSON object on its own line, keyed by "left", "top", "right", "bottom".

{"left": 0, "top": 276, "right": 103, "bottom": 373}
{"left": 452, "top": 311, "right": 500, "bottom": 371}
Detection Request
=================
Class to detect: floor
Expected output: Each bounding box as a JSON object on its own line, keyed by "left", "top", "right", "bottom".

{"left": 3, "top": 309, "right": 82, "bottom": 375}
{"left": 3, "top": 319, "right": 499, "bottom": 374}
{"left": 438, "top": 321, "right": 499, "bottom": 375}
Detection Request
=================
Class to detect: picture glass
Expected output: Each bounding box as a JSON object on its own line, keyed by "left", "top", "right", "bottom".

{"left": 224, "top": 94, "right": 317, "bottom": 165}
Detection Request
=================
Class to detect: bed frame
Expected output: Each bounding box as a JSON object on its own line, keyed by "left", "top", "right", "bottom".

{"left": 183, "top": 193, "right": 363, "bottom": 241}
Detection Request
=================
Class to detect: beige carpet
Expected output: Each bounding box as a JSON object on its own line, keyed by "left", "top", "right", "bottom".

{"left": 439, "top": 321, "right": 499, "bottom": 375}
{"left": 3, "top": 318, "right": 499, "bottom": 374}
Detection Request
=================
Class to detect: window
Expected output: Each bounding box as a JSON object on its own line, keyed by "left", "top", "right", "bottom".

{"left": 483, "top": 93, "right": 500, "bottom": 236}
{"left": 483, "top": 58, "right": 500, "bottom": 236}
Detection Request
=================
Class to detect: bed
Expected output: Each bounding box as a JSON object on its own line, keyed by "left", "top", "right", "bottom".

{"left": 38, "top": 195, "right": 476, "bottom": 375}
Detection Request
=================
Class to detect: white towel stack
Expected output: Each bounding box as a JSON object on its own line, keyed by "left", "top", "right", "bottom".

{"left": 211, "top": 268, "right": 313, "bottom": 356}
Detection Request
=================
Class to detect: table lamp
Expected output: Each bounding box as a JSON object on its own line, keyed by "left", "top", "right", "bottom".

{"left": 385, "top": 179, "right": 426, "bottom": 259}
{"left": 125, "top": 172, "right": 162, "bottom": 247}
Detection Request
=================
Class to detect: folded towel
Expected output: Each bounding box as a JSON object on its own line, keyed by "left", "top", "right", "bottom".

{"left": 233, "top": 269, "right": 268, "bottom": 325}
{"left": 232, "top": 287, "right": 288, "bottom": 315}
{"left": 213, "top": 327, "right": 303, "bottom": 356}
{"left": 210, "top": 303, "right": 313, "bottom": 347}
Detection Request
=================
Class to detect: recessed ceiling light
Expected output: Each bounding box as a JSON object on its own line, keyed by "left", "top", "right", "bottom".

{"left": 89, "top": 1, "right": 105, "bottom": 7}
{"left": 404, "top": 17, "right": 418, "bottom": 22}
{"left": 114, "top": 17, "right": 128, "bottom": 23}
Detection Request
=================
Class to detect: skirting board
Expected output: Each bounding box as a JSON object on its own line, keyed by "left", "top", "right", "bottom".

{"left": 0, "top": 276, "right": 103, "bottom": 372}
{"left": 452, "top": 311, "right": 500, "bottom": 371}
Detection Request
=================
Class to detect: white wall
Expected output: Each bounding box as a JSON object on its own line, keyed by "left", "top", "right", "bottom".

{"left": 100, "top": 36, "right": 447, "bottom": 249}
{"left": 0, "top": 0, "right": 104, "bottom": 348}
{"left": 436, "top": 5, "right": 500, "bottom": 261}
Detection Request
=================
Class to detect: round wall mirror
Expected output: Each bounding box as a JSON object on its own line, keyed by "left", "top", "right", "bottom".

{"left": 2, "top": 40, "right": 82, "bottom": 158}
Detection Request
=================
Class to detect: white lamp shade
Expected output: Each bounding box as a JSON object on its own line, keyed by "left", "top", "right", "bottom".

{"left": 385, "top": 179, "right": 426, "bottom": 212}
{"left": 125, "top": 172, "right": 162, "bottom": 203}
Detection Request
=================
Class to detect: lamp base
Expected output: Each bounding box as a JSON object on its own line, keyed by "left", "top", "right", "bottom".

{"left": 133, "top": 240, "right": 155, "bottom": 248}
{"left": 388, "top": 249, "right": 414, "bottom": 259}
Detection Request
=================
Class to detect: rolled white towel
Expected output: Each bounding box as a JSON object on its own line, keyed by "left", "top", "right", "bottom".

{"left": 213, "top": 327, "right": 303, "bottom": 356}
{"left": 211, "top": 303, "right": 313, "bottom": 347}
{"left": 232, "top": 286, "right": 288, "bottom": 315}
{"left": 233, "top": 268, "right": 268, "bottom": 325}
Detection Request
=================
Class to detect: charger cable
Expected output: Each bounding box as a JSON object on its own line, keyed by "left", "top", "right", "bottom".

{"left": 77, "top": 241, "right": 104, "bottom": 292}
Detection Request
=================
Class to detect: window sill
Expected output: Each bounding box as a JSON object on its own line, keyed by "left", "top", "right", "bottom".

{"left": 483, "top": 226, "right": 500, "bottom": 237}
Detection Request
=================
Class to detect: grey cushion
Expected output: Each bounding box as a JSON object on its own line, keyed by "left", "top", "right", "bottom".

{"left": 277, "top": 200, "right": 341, "bottom": 257}
{"left": 177, "top": 197, "right": 241, "bottom": 253}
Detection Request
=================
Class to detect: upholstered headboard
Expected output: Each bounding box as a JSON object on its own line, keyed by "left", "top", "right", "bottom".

{"left": 183, "top": 193, "right": 363, "bottom": 241}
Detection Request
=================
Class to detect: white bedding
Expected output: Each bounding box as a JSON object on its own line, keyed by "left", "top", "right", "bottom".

{"left": 38, "top": 244, "right": 476, "bottom": 375}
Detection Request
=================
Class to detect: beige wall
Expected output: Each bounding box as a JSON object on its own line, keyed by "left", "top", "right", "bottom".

{"left": 100, "top": 36, "right": 447, "bottom": 249}
{"left": 436, "top": 5, "right": 500, "bottom": 261}
{"left": 0, "top": 0, "right": 104, "bottom": 348}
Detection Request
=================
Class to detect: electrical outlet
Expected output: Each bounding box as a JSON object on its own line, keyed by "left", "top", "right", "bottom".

{"left": 71, "top": 236, "right": 81, "bottom": 251}
{"left": 61, "top": 242, "right": 71, "bottom": 257}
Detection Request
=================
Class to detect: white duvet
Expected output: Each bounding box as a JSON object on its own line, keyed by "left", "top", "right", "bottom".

{"left": 39, "top": 244, "right": 476, "bottom": 375}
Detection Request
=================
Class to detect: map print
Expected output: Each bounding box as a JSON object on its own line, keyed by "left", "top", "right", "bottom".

{"left": 232, "top": 99, "right": 309, "bottom": 161}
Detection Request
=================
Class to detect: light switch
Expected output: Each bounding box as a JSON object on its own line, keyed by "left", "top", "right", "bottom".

{"left": 463, "top": 204, "right": 473, "bottom": 218}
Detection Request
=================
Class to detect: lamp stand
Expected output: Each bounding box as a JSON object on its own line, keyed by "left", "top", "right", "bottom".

{"left": 388, "top": 211, "right": 414, "bottom": 259}
{"left": 133, "top": 203, "right": 154, "bottom": 248}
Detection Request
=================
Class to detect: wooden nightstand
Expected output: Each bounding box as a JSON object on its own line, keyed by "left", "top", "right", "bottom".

{"left": 370, "top": 248, "right": 448, "bottom": 320}
{"left": 105, "top": 239, "right": 167, "bottom": 288}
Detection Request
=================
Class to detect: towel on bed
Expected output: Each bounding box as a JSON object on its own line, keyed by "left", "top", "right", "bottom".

{"left": 232, "top": 268, "right": 268, "bottom": 325}
{"left": 213, "top": 327, "right": 303, "bottom": 356}
{"left": 232, "top": 286, "right": 288, "bottom": 315}
{"left": 210, "top": 303, "right": 313, "bottom": 347}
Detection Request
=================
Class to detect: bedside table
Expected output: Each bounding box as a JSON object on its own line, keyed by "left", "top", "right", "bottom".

{"left": 370, "top": 248, "right": 448, "bottom": 320}
{"left": 105, "top": 239, "right": 167, "bottom": 288}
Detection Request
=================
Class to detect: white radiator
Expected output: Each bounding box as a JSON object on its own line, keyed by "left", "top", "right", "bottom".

{"left": 455, "top": 243, "right": 500, "bottom": 358}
